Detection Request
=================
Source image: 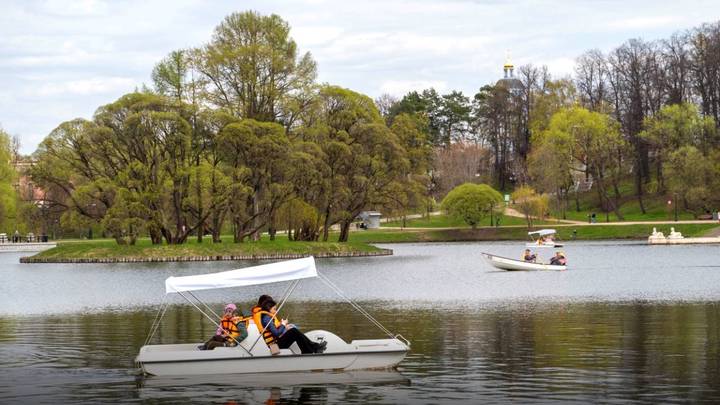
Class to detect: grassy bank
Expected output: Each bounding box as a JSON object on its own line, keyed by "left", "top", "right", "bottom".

{"left": 349, "top": 223, "right": 720, "bottom": 243}
{"left": 29, "top": 236, "right": 386, "bottom": 262}
{"left": 383, "top": 214, "right": 548, "bottom": 228}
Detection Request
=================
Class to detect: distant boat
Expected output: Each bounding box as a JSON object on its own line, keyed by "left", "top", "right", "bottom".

{"left": 526, "top": 229, "right": 564, "bottom": 248}
{"left": 482, "top": 252, "right": 566, "bottom": 271}
{"left": 135, "top": 257, "right": 410, "bottom": 376}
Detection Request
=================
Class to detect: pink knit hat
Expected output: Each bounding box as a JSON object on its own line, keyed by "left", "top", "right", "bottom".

{"left": 224, "top": 303, "right": 237, "bottom": 311}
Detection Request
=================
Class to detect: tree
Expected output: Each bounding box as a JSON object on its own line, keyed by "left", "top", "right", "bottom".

{"left": 441, "top": 183, "right": 502, "bottom": 229}
{"left": 432, "top": 143, "right": 493, "bottom": 198}
{"left": 193, "top": 11, "right": 317, "bottom": 126}
{"left": 533, "top": 107, "right": 626, "bottom": 219}
{"left": 0, "top": 127, "right": 16, "bottom": 231}
{"left": 641, "top": 103, "right": 717, "bottom": 192}
{"left": 664, "top": 146, "right": 719, "bottom": 216}
{"left": 218, "top": 119, "right": 292, "bottom": 242}
{"left": 511, "top": 185, "right": 549, "bottom": 228}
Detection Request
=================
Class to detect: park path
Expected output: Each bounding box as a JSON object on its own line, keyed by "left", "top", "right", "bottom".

{"left": 380, "top": 207, "right": 717, "bottom": 231}
{"left": 502, "top": 207, "right": 586, "bottom": 225}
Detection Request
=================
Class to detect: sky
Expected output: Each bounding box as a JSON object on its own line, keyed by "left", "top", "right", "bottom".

{"left": 1, "top": 0, "right": 719, "bottom": 154}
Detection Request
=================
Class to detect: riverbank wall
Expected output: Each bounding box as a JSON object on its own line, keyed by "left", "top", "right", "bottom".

{"left": 0, "top": 242, "right": 57, "bottom": 252}
{"left": 19, "top": 248, "right": 393, "bottom": 263}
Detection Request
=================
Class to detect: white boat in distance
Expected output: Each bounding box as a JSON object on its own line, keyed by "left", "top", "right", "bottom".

{"left": 525, "top": 229, "right": 564, "bottom": 248}
{"left": 135, "top": 257, "right": 410, "bottom": 376}
{"left": 482, "top": 252, "right": 567, "bottom": 271}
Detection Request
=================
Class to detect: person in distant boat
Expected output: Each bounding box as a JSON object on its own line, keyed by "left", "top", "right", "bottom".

{"left": 550, "top": 251, "right": 567, "bottom": 266}
{"left": 259, "top": 299, "right": 327, "bottom": 354}
{"left": 523, "top": 249, "right": 537, "bottom": 262}
{"left": 200, "top": 303, "right": 249, "bottom": 350}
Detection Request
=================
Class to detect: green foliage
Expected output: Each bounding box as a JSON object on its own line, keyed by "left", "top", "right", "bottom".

{"left": 441, "top": 183, "right": 502, "bottom": 229}
{"left": 0, "top": 128, "right": 16, "bottom": 231}
{"left": 193, "top": 10, "right": 317, "bottom": 124}
{"left": 664, "top": 146, "right": 720, "bottom": 216}
{"left": 511, "top": 185, "right": 549, "bottom": 228}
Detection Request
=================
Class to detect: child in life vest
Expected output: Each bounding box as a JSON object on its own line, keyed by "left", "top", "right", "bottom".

{"left": 199, "top": 303, "right": 248, "bottom": 350}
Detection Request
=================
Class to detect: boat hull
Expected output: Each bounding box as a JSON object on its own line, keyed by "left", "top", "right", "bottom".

{"left": 482, "top": 253, "right": 566, "bottom": 271}
{"left": 136, "top": 329, "right": 409, "bottom": 376}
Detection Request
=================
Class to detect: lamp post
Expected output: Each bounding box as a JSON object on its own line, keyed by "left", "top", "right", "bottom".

{"left": 490, "top": 201, "right": 494, "bottom": 227}
{"left": 674, "top": 193, "right": 678, "bottom": 222}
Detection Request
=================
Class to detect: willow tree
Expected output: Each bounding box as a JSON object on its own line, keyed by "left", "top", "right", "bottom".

{"left": 218, "top": 119, "right": 292, "bottom": 242}
{"left": 299, "top": 86, "right": 413, "bottom": 242}
{"left": 193, "top": 11, "right": 317, "bottom": 126}
{"left": 0, "top": 127, "right": 16, "bottom": 230}
{"left": 533, "top": 106, "right": 626, "bottom": 220}
{"left": 441, "top": 183, "right": 503, "bottom": 229}
{"left": 640, "top": 103, "right": 717, "bottom": 192}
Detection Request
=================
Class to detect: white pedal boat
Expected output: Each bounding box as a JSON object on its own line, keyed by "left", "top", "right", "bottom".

{"left": 482, "top": 252, "right": 566, "bottom": 271}
{"left": 135, "top": 257, "right": 410, "bottom": 376}
{"left": 526, "top": 228, "right": 564, "bottom": 248}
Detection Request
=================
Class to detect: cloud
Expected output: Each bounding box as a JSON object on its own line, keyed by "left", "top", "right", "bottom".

{"left": 379, "top": 80, "right": 449, "bottom": 96}
{"left": 31, "top": 77, "right": 137, "bottom": 97}
{"left": 36, "top": 0, "right": 110, "bottom": 17}
{"left": 2, "top": 0, "right": 720, "bottom": 154}
{"left": 607, "top": 16, "right": 683, "bottom": 30}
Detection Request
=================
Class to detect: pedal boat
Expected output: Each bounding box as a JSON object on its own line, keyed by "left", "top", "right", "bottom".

{"left": 482, "top": 252, "right": 566, "bottom": 271}
{"left": 525, "top": 228, "right": 564, "bottom": 248}
{"left": 135, "top": 257, "right": 410, "bottom": 376}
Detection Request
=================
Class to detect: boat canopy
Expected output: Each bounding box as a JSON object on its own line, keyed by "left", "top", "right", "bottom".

{"left": 528, "top": 229, "right": 557, "bottom": 237}
{"left": 165, "top": 256, "right": 317, "bottom": 294}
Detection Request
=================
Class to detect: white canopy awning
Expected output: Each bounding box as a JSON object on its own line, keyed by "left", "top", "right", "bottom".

{"left": 165, "top": 256, "right": 317, "bottom": 294}
{"left": 528, "top": 229, "right": 557, "bottom": 237}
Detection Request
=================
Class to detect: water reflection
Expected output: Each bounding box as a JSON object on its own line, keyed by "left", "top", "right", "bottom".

{"left": 1, "top": 302, "right": 720, "bottom": 403}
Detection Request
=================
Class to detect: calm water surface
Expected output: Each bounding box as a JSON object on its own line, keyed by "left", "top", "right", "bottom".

{"left": 1, "top": 241, "right": 720, "bottom": 404}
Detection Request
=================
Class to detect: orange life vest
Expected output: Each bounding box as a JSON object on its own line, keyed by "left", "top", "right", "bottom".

{"left": 220, "top": 314, "right": 250, "bottom": 343}
{"left": 251, "top": 306, "right": 281, "bottom": 344}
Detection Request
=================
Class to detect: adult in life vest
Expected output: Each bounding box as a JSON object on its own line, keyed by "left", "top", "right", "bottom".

{"left": 259, "top": 299, "right": 327, "bottom": 354}
{"left": 251, "top": 295, "right": 282, "bottom": 355}
{"left": 199, "top": 303, "right": 249, "bottom": 350}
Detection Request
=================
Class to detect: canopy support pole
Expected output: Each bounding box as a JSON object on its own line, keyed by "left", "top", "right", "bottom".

{"left": 143, "top": 295, "right": 168, "bottom": 347}
{"left": 318, "top": 272, "right": 408, "bottom": 346}
{"left": 248, "top": 278, "right": 300, "bottom": 353}
{"left": 175, "top": 289, "right": 252, "bottom": 356}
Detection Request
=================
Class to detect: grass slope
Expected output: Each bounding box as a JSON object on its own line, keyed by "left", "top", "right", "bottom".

{"left": 32, "top": 236, "right": 382, "bottom": 260}
{"left": 383, "top": 214, "right": 548, "bottom": 228}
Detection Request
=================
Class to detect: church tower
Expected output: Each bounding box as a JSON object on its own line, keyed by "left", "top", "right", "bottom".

{"left": 503, "top": 51, "right": 514, "bottom": 79}
{"left": 497, "top": 50, "right": 522, "bottom": 92}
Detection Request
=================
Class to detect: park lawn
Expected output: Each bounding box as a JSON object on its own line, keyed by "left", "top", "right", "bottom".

{"left": 31, "top": 235, "right": 382, "bottom": 260}
{"left": 383, "top": 213, "right": 549, "bottom": 228}
{"left": 550, "top": 179, "right": 697, "bottom": 223}
{"left": 349, "top": 223, "right": 720, "bottom": 243}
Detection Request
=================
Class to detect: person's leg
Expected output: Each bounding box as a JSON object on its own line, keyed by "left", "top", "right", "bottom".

{"left": 277, "top": 328, "right": 315, "bottom": 354}
{"left": 205, "top": 335, "right": 227, "bottom": 350}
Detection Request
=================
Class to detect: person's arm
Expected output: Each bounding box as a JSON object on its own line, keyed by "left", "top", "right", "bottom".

{"left": 261, "top": 314, "right": 286, "bottom": 337}
{"left": 233, "top": 317, "right": 248, "bottom": 341}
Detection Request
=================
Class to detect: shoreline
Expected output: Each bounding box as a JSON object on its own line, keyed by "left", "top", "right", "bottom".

{"left": 20, "top": 248, "right": 393, "bottom": 263}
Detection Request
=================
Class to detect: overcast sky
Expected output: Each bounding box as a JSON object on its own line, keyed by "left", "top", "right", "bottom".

{"left": 1, "top": 0, "right": 719, "bottom": 154}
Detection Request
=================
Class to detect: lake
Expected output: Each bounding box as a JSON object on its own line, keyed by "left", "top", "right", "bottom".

{"left": 1, "top": 241, "right": 720, "bottom": 403}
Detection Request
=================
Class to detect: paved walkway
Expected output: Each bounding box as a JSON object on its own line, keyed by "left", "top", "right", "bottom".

{"left": 380, "top": 207, "right": 718, "bottom": 231}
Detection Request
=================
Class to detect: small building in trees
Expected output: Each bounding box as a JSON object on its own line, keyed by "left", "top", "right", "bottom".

{"left": 358, "top": 211, "right": 382, "bottom": 229}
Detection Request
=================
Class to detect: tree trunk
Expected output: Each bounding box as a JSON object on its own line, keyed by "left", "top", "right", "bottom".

{"left": 196, "top": 158, "right": 203, "bottom": 244}
{"left": 635, "top": 168, "right": 646, "bottom": 214}
{"left": 338, "top": 220, "right": 351, "bottom": 242}
{"left": 250, "top": 188, "right": 261, "bottom": 242}
{"left": 322, "top": 204, "right": 331, "bottom": 242}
